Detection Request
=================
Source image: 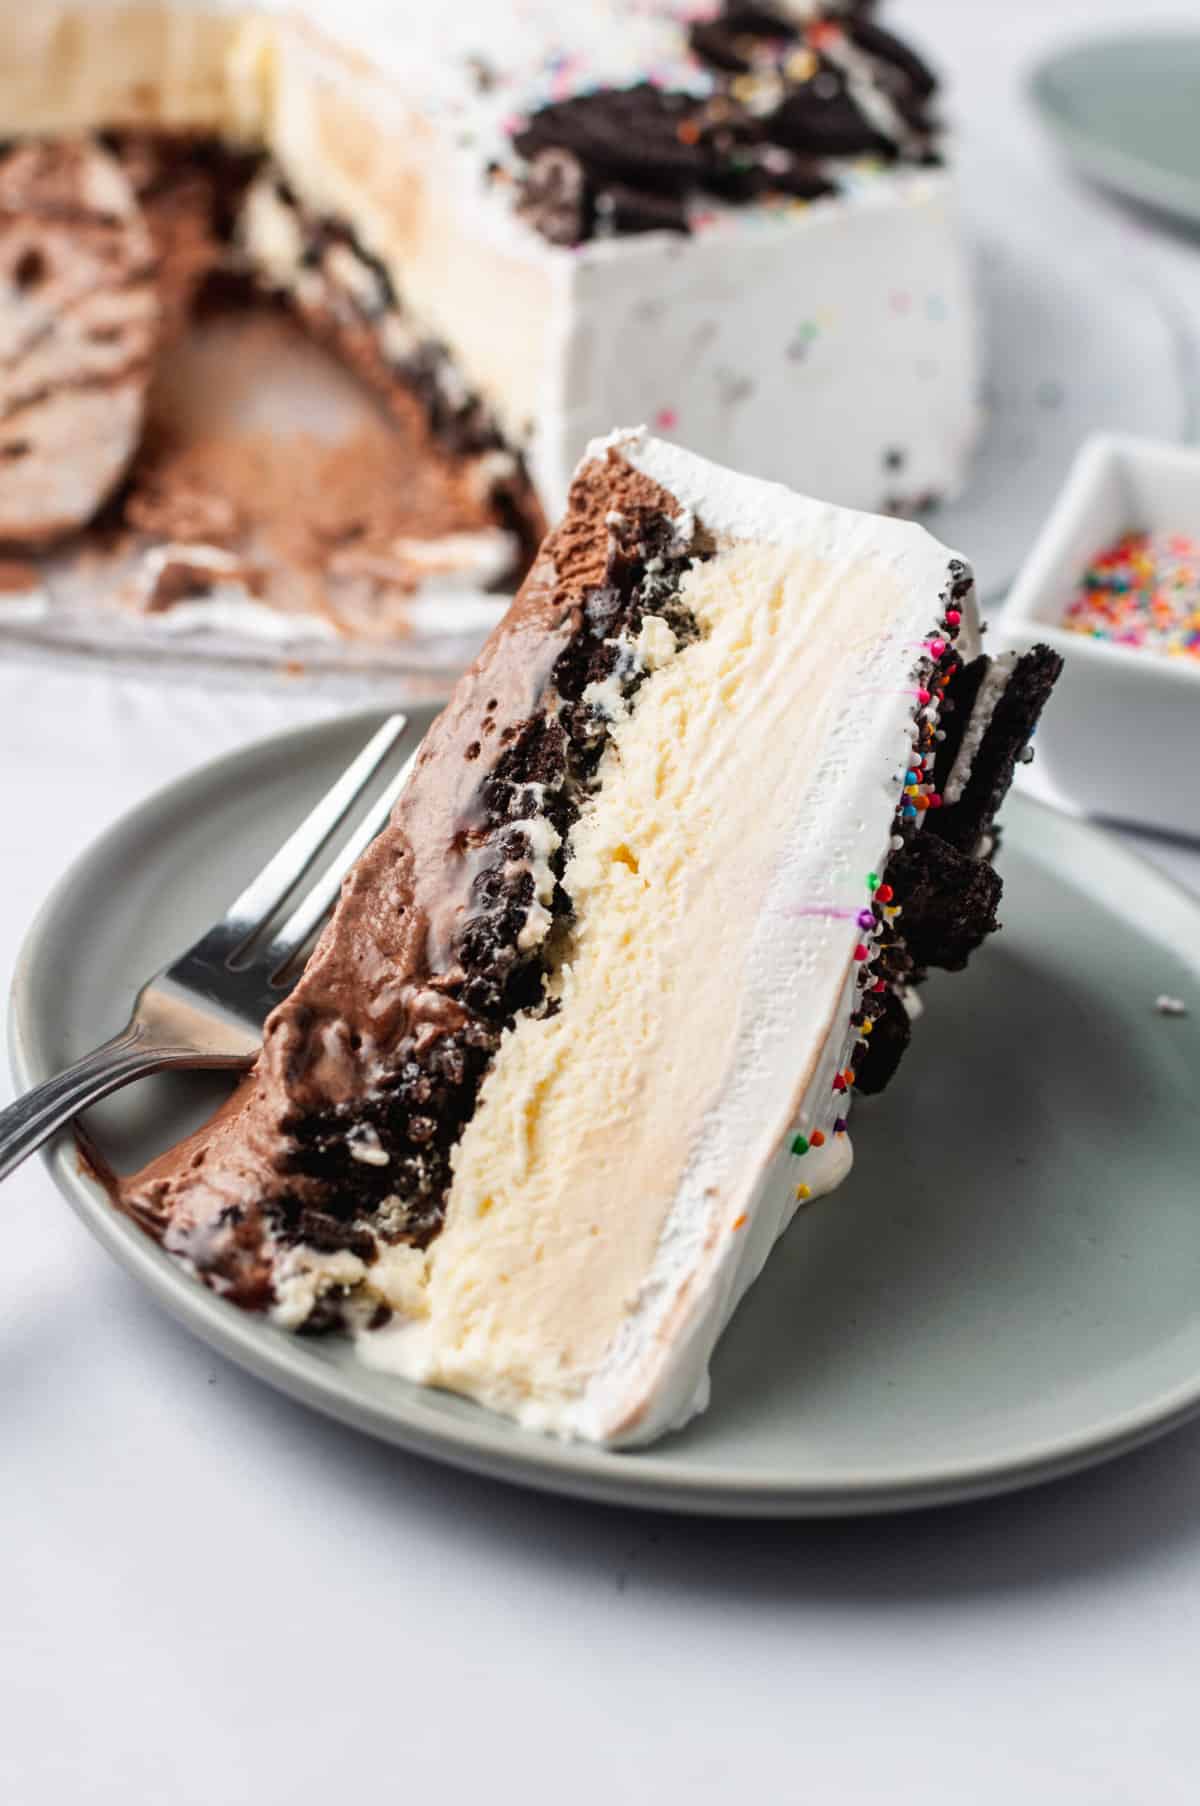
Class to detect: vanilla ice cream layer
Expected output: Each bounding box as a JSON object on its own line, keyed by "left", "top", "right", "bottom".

{"left": 359, "top": 430, "right": 975, "bottom": 1444}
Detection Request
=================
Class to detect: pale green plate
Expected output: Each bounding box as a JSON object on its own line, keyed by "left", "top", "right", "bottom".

{"left": 9, "top": 710, "right": 1200, "bottom": 1516}
{"left": 1031, "top": 31, "right": 1200, "bottom": 228}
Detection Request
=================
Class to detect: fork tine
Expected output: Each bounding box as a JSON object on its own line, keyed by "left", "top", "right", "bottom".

{"left": 220, "top": 713, "right": 408, "bottom": 953}
{"left": 261, "top": 747, "right": 420, "bottom": 982}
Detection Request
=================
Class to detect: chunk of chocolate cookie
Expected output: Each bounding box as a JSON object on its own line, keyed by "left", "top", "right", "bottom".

{"left": 0, "top": 138, "right": 159, "bottom": 548}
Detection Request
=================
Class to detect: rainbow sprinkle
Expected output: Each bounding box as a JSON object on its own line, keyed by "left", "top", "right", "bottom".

{"left": 1063, "top": 532, "right": 1200, "bottom": 661}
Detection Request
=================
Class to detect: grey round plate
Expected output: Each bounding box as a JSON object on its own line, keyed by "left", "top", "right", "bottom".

{"left": 10, "top": 711, "right": 1200, "bottom": 1516}
{"left": 1031, "top": 31, "right": 1200, "bottom": 230}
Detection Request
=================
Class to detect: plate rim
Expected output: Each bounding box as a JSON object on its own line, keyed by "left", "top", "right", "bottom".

{"left": 10, "top": 707, "right": 1200, "bottom": 1518}
{"left": 1030, "top": 30, "right": 1200, "bottom": 229}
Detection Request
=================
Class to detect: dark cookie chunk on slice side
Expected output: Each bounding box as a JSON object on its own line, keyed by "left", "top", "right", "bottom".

{"left": 928, "top": 645, "right": 1065, "bottom": 855}
{"left": 886, "top": 833, "right": 1004, "bottom": 974}
{"left": 853, "top": 989, "right": 912, "bottom": 1096}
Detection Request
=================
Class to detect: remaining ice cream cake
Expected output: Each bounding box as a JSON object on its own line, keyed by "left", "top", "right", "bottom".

{"left": 119, "top": 430, "right": 1060, "bottom": 1445}
{"left": 0, "top": 2, "right": 977, "bottom": 640}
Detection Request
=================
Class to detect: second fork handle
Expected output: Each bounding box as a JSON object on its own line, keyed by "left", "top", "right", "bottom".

{"left": 0, "top": 1025, "right": 241, "bottom": 1184}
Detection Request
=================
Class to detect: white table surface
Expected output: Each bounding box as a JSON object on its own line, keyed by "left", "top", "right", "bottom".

{"left": 5, "top": 4, "right": 1200, "bottom": 1802}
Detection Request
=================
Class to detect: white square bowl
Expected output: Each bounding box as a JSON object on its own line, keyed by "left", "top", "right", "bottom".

{"left": 1001, "top": 433, "right": 1200, "bottom": 839}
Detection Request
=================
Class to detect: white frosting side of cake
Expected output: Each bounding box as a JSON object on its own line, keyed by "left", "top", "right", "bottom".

{"left": 529, "top": 167, "right": 978, "bottom": 517}
{"left": 361, "top": 431, "right": 978, "bottom": 1445}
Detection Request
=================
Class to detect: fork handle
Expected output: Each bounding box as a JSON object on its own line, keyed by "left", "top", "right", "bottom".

{"left": 0, "top": 1024, "right": 220, "bottom": 1184}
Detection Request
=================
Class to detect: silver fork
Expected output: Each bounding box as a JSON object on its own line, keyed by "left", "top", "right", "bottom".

{"left": 0, "top": 713, "right": 418, "bottom": 1184}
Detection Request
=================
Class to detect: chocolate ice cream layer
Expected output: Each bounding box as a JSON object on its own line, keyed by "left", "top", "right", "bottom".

{"left": 120, "top": 452, "right": 695, "bottom": 1311}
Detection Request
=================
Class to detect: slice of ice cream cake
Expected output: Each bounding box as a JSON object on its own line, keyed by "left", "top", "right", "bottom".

{"left": 120, "top": 428, "right": 1061, "bottom": 1445}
